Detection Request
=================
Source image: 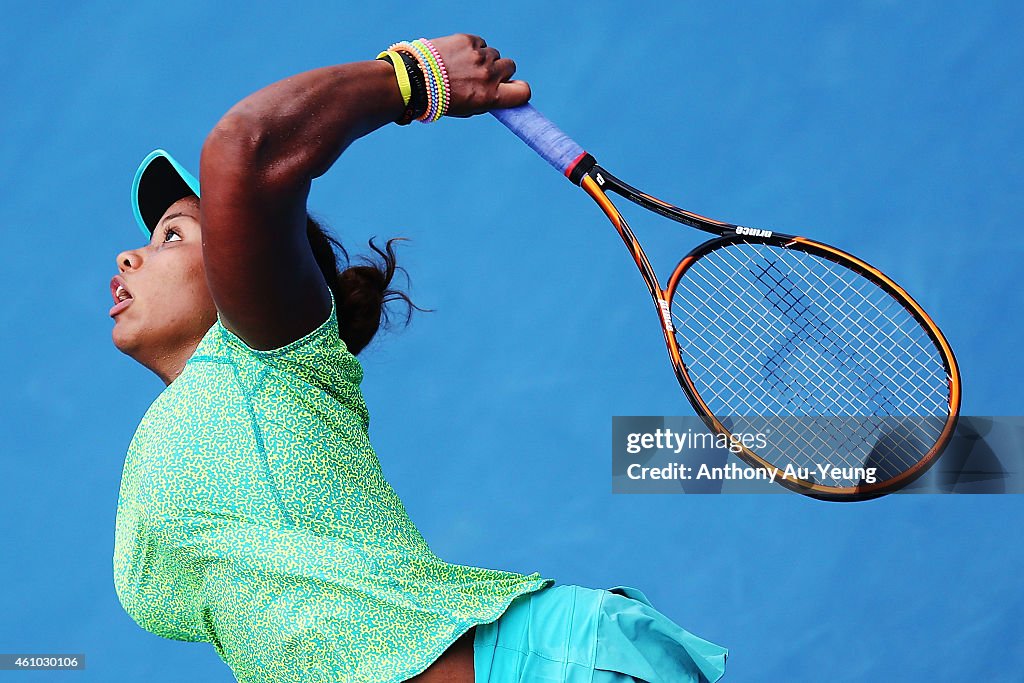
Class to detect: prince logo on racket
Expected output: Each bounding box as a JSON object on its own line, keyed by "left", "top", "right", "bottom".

{"left": 735, "top": 226, "right": 773, "bottom": 238}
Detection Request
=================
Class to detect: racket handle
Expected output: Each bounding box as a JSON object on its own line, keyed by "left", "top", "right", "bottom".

{"left": 491, "top": 104, "right": 592, "bottom": 182}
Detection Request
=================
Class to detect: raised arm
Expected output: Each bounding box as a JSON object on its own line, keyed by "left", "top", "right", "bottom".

{"left": 199, "top": 34, "right": 529, "bottom": 350}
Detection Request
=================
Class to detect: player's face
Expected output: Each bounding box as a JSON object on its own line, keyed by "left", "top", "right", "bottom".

{"left": 110, "top": 196, "right": 217, "bottom": 365}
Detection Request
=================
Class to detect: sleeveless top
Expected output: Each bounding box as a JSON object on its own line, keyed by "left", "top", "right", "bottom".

{"left": 113, "top": 295, "right": 554, "bottom": 682}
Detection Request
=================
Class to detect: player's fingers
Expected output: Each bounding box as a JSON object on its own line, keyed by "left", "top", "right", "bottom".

{"left": 494, "top": 57, "right": 517, "bottom": 82}
{"left": 493, "top": 79, "right": 531, "bottom": 109}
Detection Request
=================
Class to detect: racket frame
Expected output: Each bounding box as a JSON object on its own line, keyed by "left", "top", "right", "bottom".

{"left": 578, "top": 163, "right": 962, "bottom": 501}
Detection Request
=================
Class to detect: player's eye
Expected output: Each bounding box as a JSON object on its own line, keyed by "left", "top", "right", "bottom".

{"left": 162, "top": 226, "right": 182, "bottom": 243}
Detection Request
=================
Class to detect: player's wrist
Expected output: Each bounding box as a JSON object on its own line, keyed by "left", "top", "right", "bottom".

{"left": 377, "top": 39, "right": 450, "bottom": 124}
{"left": 376, "top": 49, "right": 427, "bottom": 125}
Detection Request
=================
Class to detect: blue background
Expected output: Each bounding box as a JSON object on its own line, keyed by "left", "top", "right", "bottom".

{"left": 2, "top": 1, "right": 1022, "bottom": 680}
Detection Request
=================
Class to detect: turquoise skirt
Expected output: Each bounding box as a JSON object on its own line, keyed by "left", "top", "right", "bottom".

{"left": 472, "top": 584, "right": 728, "bottom": 682}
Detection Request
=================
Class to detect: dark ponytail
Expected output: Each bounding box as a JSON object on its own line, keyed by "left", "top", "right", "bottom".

{"left": 305, "top": 215, "right": 421, "bottom": 355}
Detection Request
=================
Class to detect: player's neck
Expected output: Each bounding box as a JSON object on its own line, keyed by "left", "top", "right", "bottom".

{"left": 135, "top": 336, "right": 204, "bottom": 387}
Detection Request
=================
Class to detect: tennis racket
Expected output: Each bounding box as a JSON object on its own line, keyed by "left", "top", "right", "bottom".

{"left": 491, "top": 104, "right": 961, "bottom": 501}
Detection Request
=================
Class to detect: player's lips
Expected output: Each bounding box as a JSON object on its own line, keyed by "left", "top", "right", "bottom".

{"left": 110, "top": 275, "right": 134, "bottom": 317}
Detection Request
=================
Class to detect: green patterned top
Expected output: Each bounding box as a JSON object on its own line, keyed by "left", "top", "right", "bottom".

{"left": 113, "top": 295, "right": 554, "bottom": 682}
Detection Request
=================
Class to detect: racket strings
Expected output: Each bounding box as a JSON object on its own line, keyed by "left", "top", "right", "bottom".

{"left": 670, "top": 242, "right": 950, "bottom": 487}
{"left": 751, "top": 258, "right": 941, "bottom": 415}
{"left": 754, "top": 254, "right": 945, "bottom": 394}
{"left": 677, "top": 264, "right": 936, "bottom": 418}
{"left": 679, "top": 246, "right": 946, "bottom": 415}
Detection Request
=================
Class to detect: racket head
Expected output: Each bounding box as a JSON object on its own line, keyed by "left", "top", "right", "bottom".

{"left": 664, "top": 233, "right": 961, "bottom": 501}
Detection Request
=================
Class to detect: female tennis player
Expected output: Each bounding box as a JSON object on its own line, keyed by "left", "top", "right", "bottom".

{"left": 110, "top": 33, "right": 728, "bottom": 683}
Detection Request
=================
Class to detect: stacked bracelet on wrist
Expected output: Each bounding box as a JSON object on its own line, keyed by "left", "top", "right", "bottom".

{"left": 377, "top": 38, "right": 451, "bottom": 124}
{"left": 376, "top": 50, "right": 427, "bottom": 125}
{"left": 418, "top": 39, "right": 450, "bottom": 119}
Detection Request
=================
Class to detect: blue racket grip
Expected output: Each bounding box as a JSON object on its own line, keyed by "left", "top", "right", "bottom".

{"left": 491, "top": 104, "right": 589, "bottom": 180}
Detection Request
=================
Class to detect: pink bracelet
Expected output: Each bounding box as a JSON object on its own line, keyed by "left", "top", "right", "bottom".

{"left": 417, "top": 38, "right": 450, "bottom": 120}
{"left": 407, "top": 40, "right": 444, "bottom": 122}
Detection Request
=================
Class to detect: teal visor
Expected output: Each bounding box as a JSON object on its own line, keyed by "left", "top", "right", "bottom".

{"left": 131, "top": 149, "right": 200, "bottom": 237}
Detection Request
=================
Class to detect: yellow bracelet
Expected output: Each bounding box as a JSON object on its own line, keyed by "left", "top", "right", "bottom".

{"left": 376, "top": 50, "right": 412, "bottom": 107}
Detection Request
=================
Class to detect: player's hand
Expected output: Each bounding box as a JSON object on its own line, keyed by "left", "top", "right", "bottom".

{"left": 426, "top": 33, "right": 530, "bottom": 117}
